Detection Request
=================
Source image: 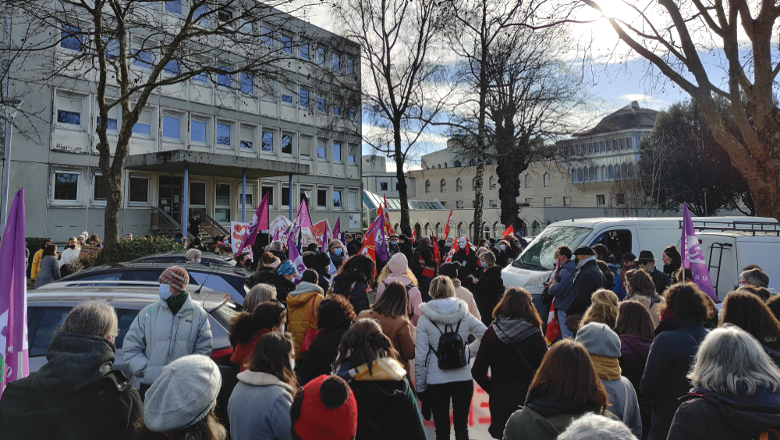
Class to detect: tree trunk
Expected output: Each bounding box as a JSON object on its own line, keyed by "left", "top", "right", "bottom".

{"left": 494, "top": 112, "right": 527, "bottom": 230}
{"left": 393, "top": 118, "right": 412, "bottom": 236}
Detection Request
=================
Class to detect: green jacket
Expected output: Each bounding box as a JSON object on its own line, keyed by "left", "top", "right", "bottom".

{"left": 502, "top": 407, "right": 619, "bottom": 440}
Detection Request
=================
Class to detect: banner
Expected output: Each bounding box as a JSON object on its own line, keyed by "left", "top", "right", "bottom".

{"left": 236, "top": 191, "right": 269, "bottom": 257}
{"left": 383, "top": 195, "right": 395, "bottom": 235}
{"left": 681, "top": 203, "right": 717, "bottom": 301}
{"left": 349, "top": 214, "right": 360, "bottom": 229}
{"left": 270, "top": 215, "right": 292, "bottom": 242}
{"left": 311, "top": 220, "right": 329, "bottom": 249}
{"left": 0, "top": 189, "right": 29, "bottom": 397}
{"left": 230, "top": 222, "right": 251, "bottom": 256}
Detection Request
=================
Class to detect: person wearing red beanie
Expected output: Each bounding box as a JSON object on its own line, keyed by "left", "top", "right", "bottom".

{"left": 291, "top": 375, "right": 358, "bottom": 440}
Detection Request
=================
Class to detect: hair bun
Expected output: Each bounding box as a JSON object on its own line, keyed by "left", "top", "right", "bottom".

{"left": 319, "top": 376, "right": 351, "bottom": 408}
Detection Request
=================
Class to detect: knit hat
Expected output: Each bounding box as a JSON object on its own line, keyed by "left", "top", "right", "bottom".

{"left": 573, "top": 246, "right": 595, "bottom": 256}
{"left": 622, "top": 252, "right": 637, "bottom": 262}
{"left": 277, "top": 260, "right": 296, "bottom": 276}
{"left": 158, "top": 266, "right": 190, "bottom": 291}
{"left": 575, "top": 322, "right": 621, "bottom": 358}
{"left": 439, "top": 261, "right": 461, "bottom": 279}
{"left": 388, "top": 253, "right": 409, "bottom": 274}
{"left": 293, "top": 375, "right": 358, "bottom": 440}
{"left": 143, "top": 355, "right": 221, "bottom": 432}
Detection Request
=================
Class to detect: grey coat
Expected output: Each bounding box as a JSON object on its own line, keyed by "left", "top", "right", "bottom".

{"left": 548, "top": 259, "right": 577, "bottom": 312}
{"left": 122, "top": 295, "right": 212, "bottom": 387}
{"left": 601, "top": 376, "right": 642, "bottom": 439}
{"left": 228, "top": 370, "right": 294, "bottom": 440}
{"left": 33, "top": 255, "right": 61, "bottom": 289}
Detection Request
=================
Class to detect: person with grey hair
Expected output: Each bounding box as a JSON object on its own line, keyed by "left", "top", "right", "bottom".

{"left": 243, "top": 283, "right": 277, "bottom": 313}
{"left": 268, "top": 240, "right": 287, "bottom": 262}
{"left": 328, "top": 238, "right": 346, "bottom": 270}
{"left": 741, "top": 268, "right": 770, "bottom": 289}
{"left": 0, "top": 301, "right": 143, "bottom": 440}
{"left": 557, "top": 413, "right": 638, "bottom": 440}
{"left": 185, "top": 248, "right": 202, "bottom": 263}
{"left": 667, "top": 325, "right": 780, "bottom": 439}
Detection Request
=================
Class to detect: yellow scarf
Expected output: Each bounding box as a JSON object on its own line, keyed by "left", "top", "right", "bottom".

{"left": 590, "top": 355, "right": 622, "bottom": 380}
{"left": 349, "top": 357, "right": 406, "bottom": 382}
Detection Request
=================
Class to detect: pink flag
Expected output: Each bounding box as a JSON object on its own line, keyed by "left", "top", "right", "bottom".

{"left": 236, "top": 192, "right": 269, "bottom": 257}
{"left": 287, "top": 229, "right": 307, "bottom": 282}
{"left": 0, "top": 189, "right": 29, "bottom": 397}
{"left": 681, "top": 203, "right": 717, "bottom": 301}
{"left": 333, "top": 218, "right": 341, "bottom": 242}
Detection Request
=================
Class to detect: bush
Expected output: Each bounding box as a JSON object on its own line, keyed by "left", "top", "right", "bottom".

{"left": 26, "top": 237, "right": 51, "bottom": 254}
{"left": 93, "top": 236, "right": 185, "bottom": 265}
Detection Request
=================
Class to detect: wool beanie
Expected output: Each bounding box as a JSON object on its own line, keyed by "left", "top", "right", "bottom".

{"left": 575, "top": 322, "right": 621, "bottom": 358}
{"left": 293, "top": 375, "right": 357, "bottom": 440}
{"left": 388, "top": 253, "right": 409, "bottom": 274}
{"left": 158, "top": 266, "right": 190, "bottom": 291}
{"left": 143, "top": 355, "right": 221, "bottom": 433}
{"left": 573, "top": 246, "right": 595, "bottom": 257}
{"left": 439, "top": 262, "right": 461, "bottom": 279}
{"left": 277, "top": 260, "right": 296, "bottom": 276}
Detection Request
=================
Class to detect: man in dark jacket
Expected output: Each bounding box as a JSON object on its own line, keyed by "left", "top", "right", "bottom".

{"left": 413, "top": 237, "right": 437, "bottom": 302}
{"left": 452, "top": 237, "right": 479, "bottom": 291}
{"left": 345, "top": 233, "right": 363, "bottom": 257}
{"left": 638, "top": 250, "right": 671, "bottom": 295}
{"left": 546, "top": 245, "right": 577, "bottom": 339}
{"left": 565, "top": 246, "right": 606, "bottom": 332}
{"left": 399, "top": 234, "right": 414, "bottom": 261}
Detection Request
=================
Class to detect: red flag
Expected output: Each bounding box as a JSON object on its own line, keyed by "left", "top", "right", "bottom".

{"left": 501, "top": 225, "right": 514, "bottom": 238}
{"left": 383, "top": 196, "right": 395, "bottom": 235}
{"left": 358, "top": 229, "right": 377, "bottom": 276}
{"left": 433, "top": 237, "right": 442, "bottom": 268}
{"left": 411, "top": 229, "right": 417, "bottom": 242}
{"left": 545, "top": 299, "right": 560, "bottom": 346}
{"left": 444, "top": 210, "right": 453, "bottom": 239}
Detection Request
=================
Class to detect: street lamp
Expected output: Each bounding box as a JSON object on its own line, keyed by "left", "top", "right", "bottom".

{"left": 1, "top": 98, "right": 22, "bottom": 231}
{"left": 702, "top": 187, "right": 709, "bottom": 217}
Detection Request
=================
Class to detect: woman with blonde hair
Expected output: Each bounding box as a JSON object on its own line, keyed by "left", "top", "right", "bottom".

{"left": 375, "top": 253, "right": 422, "bottom": 325}
{"left": 625, "top": 269, "right": 665, "bottom": 327}
{"left": 579, "top": 289, "right": 619, "bottom": 329}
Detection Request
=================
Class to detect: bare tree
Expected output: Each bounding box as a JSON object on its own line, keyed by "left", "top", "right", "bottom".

{"left": 579, "top": 0, "right": 780, "bottom": 221}
{"left": 0, "top": 0, "right": 341, "bottom": 259}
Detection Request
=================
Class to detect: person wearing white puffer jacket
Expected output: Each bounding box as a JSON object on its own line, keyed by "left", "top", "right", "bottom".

{"left": 415, "top": 275, "right": 486, "bottom": 440}
{"left": 376, "top": 253, "right": 423, "bottom": 325}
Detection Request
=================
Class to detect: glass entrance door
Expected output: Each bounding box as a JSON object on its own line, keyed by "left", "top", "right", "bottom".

{"left": 158, "top": 176, "right": 183, "bottom": 223}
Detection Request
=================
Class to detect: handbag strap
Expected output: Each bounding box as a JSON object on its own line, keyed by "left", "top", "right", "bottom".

{"left": 495, "top": 323, "right": 535, "bottom": 373}
{"left": 307, "top": 295, "right": 317, "bottom": 325}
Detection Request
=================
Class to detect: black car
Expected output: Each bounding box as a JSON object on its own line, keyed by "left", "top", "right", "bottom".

{"left": 59, "top": 261, "right": 253, "bottom": 304}
{"left": 130, "top": 251, "right": 236, "bottom": 267}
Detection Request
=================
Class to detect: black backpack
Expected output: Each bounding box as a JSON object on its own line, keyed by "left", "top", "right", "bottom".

{"left": 430, "top": 320, "right": 467, "bottom": 370}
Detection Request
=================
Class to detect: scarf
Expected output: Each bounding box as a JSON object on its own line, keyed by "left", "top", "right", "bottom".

{"left": 590, "top": 355, "right": 621, "bottom": 380}
{"left": 577, "top": 256, "right": 596, "bottom": 270}
{"left": 493, "top": 317, "right": 540, "bottom": 344}
{"left": 166, "top": 291, "right": 189, "bottom": 315}
{"left": 336, "top": 357, "right": 406, "bottom": 382}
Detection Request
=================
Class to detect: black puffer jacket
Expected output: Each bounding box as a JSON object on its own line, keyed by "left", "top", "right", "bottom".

{"left": 255, "top": 269, "right": 296, "bottom": 303}
{"left": 0, "top": 333, "right": 143, "bottom": 440}
{"left": 474, "top": 265, "right": 505, "bottom": 326}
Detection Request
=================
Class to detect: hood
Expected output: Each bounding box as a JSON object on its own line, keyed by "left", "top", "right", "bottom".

{"left": 619, "top": 334, "right": 653, "bottom": 356}
{"left": 289, "top": 281, "right": 324, "bottom": 298}
{"left": 236, "top": 370, "right": 295, "bottom": 394}
{"left": 577, "top": 256, "right": 597, "bottom": 270}
{"left": 562, "top": 259, "right": 577, "bottom": 270}
{"left": 346, "top": 370, "right": 411, "bottom": 409}
{"left": 492, "top": 317, "right": 540, "bottom": 344}
{"left": 382, "top": 274, "right": 413, "bottom": 286}
{"left": 420, "top": 297, "right": 468, "bottom": 324}
{"left": 655, "top": 316, "right": 705, "bottom": 336}
{"left": 687, "top": 387, "right": 780, "bottom": 434}
{"left": 287, "top": 290, "right": 320, "bottom": 308}
{"left": 32, "top": 333, "right": 115, "bottom": 392}
{"left": 526, "top": 394, "right": 599, "bottom": 419}
{"left": 254, "top": 268, "right": 275, "bottom": 282}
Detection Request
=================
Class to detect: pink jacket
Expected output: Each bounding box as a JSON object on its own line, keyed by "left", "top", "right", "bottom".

{"left": 375, "top": 274, "right": 423, "bottom": 326}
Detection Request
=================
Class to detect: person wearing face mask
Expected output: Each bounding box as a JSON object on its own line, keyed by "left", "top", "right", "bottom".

{"left": 412, "top": 237, "right": 437, "bottom": 302}
{"left": 122, "top": 266, "right": 213, "bottom": 400}
{"left": 265, "top": 260, "right": 299, "bottom": 304}
{"left": 471, "top": 251, "right": 505, "bottom": 327}
{"left": 328, "top": 240, "right": 346, "bottom": 270}
{"left": 452, "top": 237, "right": 479, "bottom": 292}
{"left": 58, "top": 237, "right": 81, "bottom": 269}
{"left": 388, "top": 234, "right": 401, "bottom": 256}
{"left": 612, "top": 252, "right": 637, "bottom": 300}
{"left": 185, "top": 248, "right": 202, "bottom": 264}
{"left": 637, "top": 250, "right": 671, "bottom": 295}
{"left": 564, "top": 247, "right": 606, "bottom": 335}
{"left": 493, "top": 239, "right": 517, "bottom": 269}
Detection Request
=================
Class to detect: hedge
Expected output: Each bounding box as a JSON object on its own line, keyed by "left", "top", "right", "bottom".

{"left": 93, "top": 237, "right": 185, "bottom": 265}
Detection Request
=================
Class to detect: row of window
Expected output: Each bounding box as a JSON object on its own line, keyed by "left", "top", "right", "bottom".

{"left": 569, "top": 137, "right": 636, "bottom": 155}
{"left": 570, "top": 163, "right": 634, "bottom": 184}
{"left": 423, "top": 173, "right": 553, "bottom": 193}
{"left": 422, "top": 158, "right": 497, "bottom": 170}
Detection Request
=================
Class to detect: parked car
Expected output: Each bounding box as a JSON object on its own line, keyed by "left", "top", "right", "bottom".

{"left": 130, "top": 251, "right": 236, "bottom": 267}
{"left": 59, "top": 261, "right": 253, "bottom": 304}
{"left": 27, "top": 281, "right": 243, "bottom": 426}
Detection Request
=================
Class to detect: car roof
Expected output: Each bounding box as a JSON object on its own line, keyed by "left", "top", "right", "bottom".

{"left": 548, "top": 217, "right": 778, "bottom": 229}
{"left": 67, "top": 261, "right": 253, "bottom": 278}
{"left": 131, "top": 251, "right": 234, "bottom": 261}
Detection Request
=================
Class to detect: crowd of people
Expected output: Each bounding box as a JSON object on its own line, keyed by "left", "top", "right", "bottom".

{"left": 3, "top": 230, "right": 780, "bottom": 440}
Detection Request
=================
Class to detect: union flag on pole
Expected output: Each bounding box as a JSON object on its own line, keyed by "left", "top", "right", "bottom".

{"left": 501, "top": 225, "right": 514, "bottom": 238}
{"left": 358, "top": 229, "right": 378, "bottom": 276}
{"left": 444, "top": 210, "right": 453, "bottom": 239}
{"left": 383, "top": 195, "right": 395, "bottom": 235}
{"left": 545, "top": 299, "right": 560, "bottom": 346}
{"left": 433, "top": 236, "right": 442, "bottom": 268}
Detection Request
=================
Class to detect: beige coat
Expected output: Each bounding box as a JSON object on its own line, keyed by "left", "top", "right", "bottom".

{"left": 452, "top": 278, "right": 481, "bottom": 321}
{"left": 357, "top": 309, "right": 415, "bottom": 376}
{"left": 626, "top": 293, "right": 664, "bottom": 328}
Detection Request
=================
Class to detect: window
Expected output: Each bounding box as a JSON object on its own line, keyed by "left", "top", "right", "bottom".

{"left": 440, "top": 201, "right": 447, "bottom": 207}
{"left": 615, "top": 193, "right": 625, "bottom": 205}
{"left": 543, "top": 172, "right": 551, "bottom": 187}
{"left": 129, "top": 176, "right": 149, "bottom": 203}
{"left": 54, "top": 171, "right": 80, "bottom": 203}
{"left": 348, "top": 190, "right": 358, "bottom": 211}
{"left": 425, "top": 180, "right": 431, "bottom": 193}
{"left": 193, "top": 70, "right": 208, "bottom": 84}
{"left": 333, "top": 105, "right": 341, "bottom": 116}
{"left": 299, "top": 88, "right": 310, "bottom": 107}
{"left": 472, "top": 177, "right": 477, "bottom": 190}
{"left": 454, "top": 160, "right": 461, "bottom": 167}
{"left": 346, "top": 57, "right": 354, "bottom": 75}
{"left": 132, "top": 110, "right": 152, "bottom": 136}
{"left": 57, "top": 94, "right": 82, "bottom": 126}
{"left": 190, "top": 182, "right": 206, "bottom": 206}
{"left": 317, "top": 145, "right": 326, "bottom": 159}
{"left": 31, "top": 308, "right": 72, "bottom": 356}
{"left": 262, "top": 27, "right": 274, "bottom": 47}
{"left": 216, "top": 122, "right": 231, "bottom": 148}
{"left": 282, "top": 89, "right": 294, "bottom": 105}
{"left": 456, "top": 178, "right": 462, "bottom": 192}
{"left": 240, "top": 125, "right": 255, "bottom": 150}
{"left": 470, "top": 159, "right": 477, "bottom": 166}
{"left": 217, "top": 68, "right": 231, "bottom": 87}
{"left": 261, "top": 186, "right": 274, "bottom": 207}
{"left": 163, "top": 60, "right": 179, "bottom": 75}
{"left": 524, "top": 174, "right": 532, "bottom": 188}
{"left": 489, "top": 199, "right": 497, "bottom": 208}
{"left": 61, "top": 25, "right": 82, "bottom": 51}
{"left": 281, "top": 133, "right": 293, "bottom": 154}
{"left": 262, "top": 130, "right": 274, "bottom": 151}
{"left": 133, "top": 49, "right": 154, "bottom": 69}
{"left": 300, "top": 135, "right": 312, "bottom": 157}
{"left": 215, "top": 183, "right": 231, "bottom": 222}
{"left": 456, "top": 200, "right": 464, "bottom": 209}
{"left": 317, "top": 189, "right": 328, "bottom": 208}
{"left": 440, "top": 179, "right": 446, "bottom": 192}
{"left": 191, "top": 118, "right": 208, "bottom": 143}
{"left": 104, "top": 37, "right": 120, "bottom": 60}
{"left": 282, "top": 186, "right": 290, "bottom": 206}
{"left": 596, "top": 194, "right": 606, "bottom": 206}
{"left": 626, "top": 137, "right": 633, "bottom": 150}
{"left": 93, "top": 174, "right": 107, "bottom": 201}
{"left": 333, "top": 189, "right": 343, "bottom": 209}
{"left": 544, "top": 197, "right": 552, "bottom": 206}
{"left": 332, "top": 52, "right": 340, "bottom": 71}
{"left": 600, "top": 141, "right": 605, "bottom": 152}
{"left": 194, "top": 5, "right": 210, "bottom": 26}
{"left": 380, "top": 182, "right": 388, "bottom": 191}
{"left": 488, "top": 176, "right": 496, "bottom": 190}
{"left": 281, "top": 34, "right": 292, "bottom": 54}
{"left": 241, "top": 73, "right": 253, "bottom": 95}
{"left": 300, "top": 43, "right": 310, "bottom": 60}
{"left": 607, "top": 139, "right": 613, "bottom": 152}
{"left": 333, "top": 142, "right": 341, "bottom": 162}
{"left": 563, "top": 196, "right": 571, "bottom": 207}
{"left": 348, "top": 144, "right": 357, "bottom": 163}
{"left": 317, "top": 97, "right": 326, "bottom": 112}
{"left": 317, "top": 47, "right": 326, "bottom": 65}
{"left": 162, "top": 115, "right": 181, "bottom": 140}
{"left": 217, "top": 9, "right": 233, "bottom": 28}
{"left": 165, "top": 0, "right": 182, "bottom": 14}
{"left": 242, "top": 185, "right": 254, "bottom": 207}
{"left": 608, "top": 165, "right": 615, "bottom": 180}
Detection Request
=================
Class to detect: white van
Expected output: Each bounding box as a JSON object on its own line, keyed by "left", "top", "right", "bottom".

{"left": 503, "top": 217, "right": 779, "bottom": 302}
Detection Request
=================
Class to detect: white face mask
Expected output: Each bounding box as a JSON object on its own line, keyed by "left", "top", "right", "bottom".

{"left": 290, "top": 358, "right": 296, "bottom": 370}
{"left": 458, "top": 238, "right": 467, "bottom": 249}
{"left": 158, "top": 284, "right": 173, "bottom": 300}
{"left": 197, "top": 258, "right": 202, "bottom": 264}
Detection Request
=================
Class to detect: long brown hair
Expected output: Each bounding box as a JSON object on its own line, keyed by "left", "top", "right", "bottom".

{"left": 334, "top": 254, "right": 376, "bottom": 286}
{"left": 333, "top": 319, "right": 399, "bottom": 375}
{"left": 492, "top": 287, "right": 542, "bottom": 328}
{"left": 580, "top": 289, "right": 619, "bottom": 329}
{"left": 135, "top": 411, "right": 226, "bottom": 440}
{"left": 528, "top": 340, "right": 608, "bottom": 411}
{"left": 372, "top": 281, "right": 409, "bottom": 319}
{"left": 246, "top": 332, "right": 298, "bottom": 395}
{"left": 614, "top": 301, "right": 655, "bottom": 339}
{"left": 626, "top": 269, "right": 657, "bottom": 297}
{"left": 721, "top": 291, "right": 780, "bottom": 342}
{"left": 229, "top": 301, "right": 287, "bottom": 347}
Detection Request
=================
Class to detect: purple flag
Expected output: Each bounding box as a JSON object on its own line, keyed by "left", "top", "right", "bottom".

{"left": 237, "top": 192, "right": 269, "bottom": 257}
{"left": 287, "top": 230, "right": 306, "bottom": 283}
{"left": 333, "top": 218, "right": 341, "bottom": 242}
{"left": 374, "top": 211, "right": 388, "bottom": 263}
{"left": 681, "top": 203, "right": 717, "bottom": 301}
{"left": 0, "top": 189, "right": 29, "bottom": 397}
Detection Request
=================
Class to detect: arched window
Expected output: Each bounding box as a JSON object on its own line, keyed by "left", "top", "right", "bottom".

{"left": 435, "top": 222, "right": 442, "bottom": 238}
{"left": 472, "top": 177, "right": 477, "bottom": 190}
{"left": 615, "top": 165, "right": 622, "bottom": 180}
{"left": 469, "top": 222, "right": 475, "bottom": 239}
{"left": 454, "top": 160, "right": 461, "bottom": 167}
{"left": 543, "top": 172, "right": 551, "bottom": 187}
{"left": 440, "top": 179, "right": 446, "bottom": 192}
{"left": 602, "top": 166, "right": 607, "bottom": 181}
{"left": 524, "top": 174, "right": 532, "bottom": 188}
{"left": 470, "top": 159, "right": 477, "bottom": 166}
{"left": 456, "top": 178, "right": 463, "bottom": 192}
{"left": 531, "top": 220, "right": 541, "bottom": 235}
{"left": 394, "top": 223, "right": 400, "bottom": 233}
{"left": 493, "top": 222, "right": 501, "bottom": 238}
{"left": 596, "top": 167, "right": 602, "bottom": 182}
{"left": 457, "top": 222, "right": 463, "bottom": 237}
{"left": 437, "top": 164, "right": 441, "bottom": 169}
{"left": 621, "top": 163, "right": 628, "bottom": 179}
{"left": 626, "top": 163, "right": 635, "bottom": 178}
{"left": 607, "top": 140, "right": 612, "bottom": 152}
{"left": 483, "top": 223, "right": 491, "bottom": 239}
{"left": 570, "top": 169, "right": 576, "bottom": 184}
{"left": 589, "top": 167, "right": 595, "bottom": 181}
{"left": 444, "top": 162, "right": 448, "bottom": 168}
{"left": 608, "top": 165, "right": 614, "bottom": 180}
{"left": 577, "top": 168, "right": 583, "bottom": 182}
{"left": 489, "top": 176, "right": 496, "bottom": 190}
{"left": 424, "top": 223, "right": 431, "bottom": 235}
{"left": 414, "top": 223, "right": 422, "bottom": 238}
{"left": 425, "top": 180, "right": 431, "bottom": 193}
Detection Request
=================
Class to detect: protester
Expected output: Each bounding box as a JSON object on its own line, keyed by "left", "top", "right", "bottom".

{"left": 636, "top": 250, "right": 671, "bottom": 295}
{"left": 357, "top": 281, "right": 416, "bottom": 375}
{"left": 471, "top": 251, "right": 504, "bottom": 327}
{"left": 739, "top": 285, "right": 772, "bottom": 301}
{"left": 576, "top": 323, "right": 642, "bottom": 437}
{"left": 229, "top": 301, "right": 287, "bottom": 371}
{"left": 613, "top": 252, "right": 637, "bottom": 300}
{"left": 345, "top": 232, "right": 362, "bottom": 257}
{"left": 303, "top": 251, "right": 332, "bottom": 291}
{"left": 494, "top": 239, "right": 517, "bottom": 268}
{"left": 123, "top": 266, "right": 212, "bottom": 398}
{"left": 502, "top": 340, "right": 618, "bottom": 440}
{"left": 375, "top": 253, "right": 423, "bottom": 325}
{"left": 330, "top": 254, "right": 374, "bottom": 314}
{"left": 30, "top": 238, "right": 52, "bottom": 283}
{"left": 185, "top": 248, "right": 201, "bottom": 263}
{"left": 77, "top": 234, "right": 87, "bottom": 247}
{"left": 235, "top": 252, "right": 252, "bottom": 270}
{"left": 134, "top": 355, "right": 226, "bottom": 440}
{"left": 412, "top": 236, "right": 437, "bottom": 301}
{"left": 298, "top": 295, "right": 356, "bottom": 385}
{"left": 720, "top": 291, "right": 780, "bottom": 368}
{"left": 741, "top": 268, "right": 771, "bottom": 289}
{"left": 287, "top": 269, "right": 325, "bottom": 362}
{"left": 416, "top": 276, "right": 487, "bottom": 440}
{"left": 451, "top": 237, "right": 479, "bottom": 291}
{"left": 58, "top": 237, "right": 81, "bottom": 268}
{"left": 661, "top": 245, "right": 682, "bottom": 279}
{"left": 188, "top": 236, "right": 208, "bottom": 252}
{"left": 565, "top": 246, "right": 606, "bottom": 334}
{"left": 557, "top": 413, "right": 639, "bottom": 440}
{"left": 667, "top": 326, "right": 780, "bottom": 439}
{"left": 388, "top": 233, "right": 401, "bottom": 256}
{"left": 399, "top": 234, "right": 414, "bottom": 261}
{"left": 673, "top": 266, "right": 693, "bottom": 284}
{"left": 125, "top": 233, "right": 133, "bottom": 240}
{"left": 471, "top": 287, "right": 548, "bottom": 439}
{"left": 438, "top": 262, "right": 481, "bottom": 320}
{"left": 592, "top": 243, "right": 617, "bottom": 266}
{"left": 252, "top": 252, "right": 282, "bottom": 286}
{"left": 290, "top": 375, "right": 358, "bottom": 440}
{"left": 335, "top": 319, "right": 428, "bottom": 440}
{"left": 33, "top": 243, "right": 60, "bottom": 289}
{"left": 88, "top": 233, "right": 103, "bottom": 247}
{"left": 625, "top": 269, "right": 665, "bottom": 328}
{"left": 228, "top": 332, "right": 297, "bottom": 440}
{"left": 328, "top": 239, "right": 347, "bottom": 270}
{"left": 767, "top": 295, "right": 780, "bottom": 323}
{"left": 0, "top": 301, "right": 142, "bottom": 440}
{"left": 579, "top": 289, "right": 619, "bottom": 329}
{"left": 242, "top": 284, "right": 277, "bottom": 312}
{"left": 260, "top": 260, "right": 297, "bottom": 303}
{"left": 268, "top": 240, "right": 288, "bottom": 262}
{"left": 614, "top": 301, "right": 655, "bottom": 440}
{"left": 640, "top": 283, "right": 709, "bottom": 440}
{"left": 546, "top": 245, "right": 577, "bottom": 339}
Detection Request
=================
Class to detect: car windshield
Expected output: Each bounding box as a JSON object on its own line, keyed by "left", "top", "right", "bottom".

{"left": 515, "top": 226, "right": 592, "bottom": 270}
